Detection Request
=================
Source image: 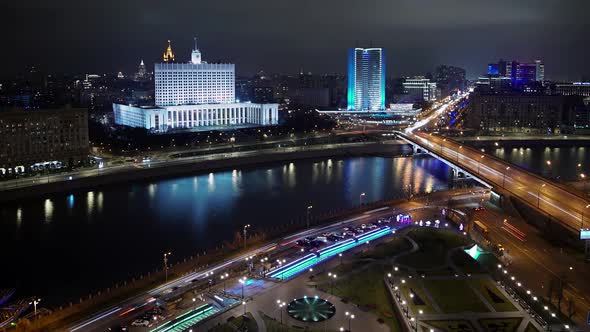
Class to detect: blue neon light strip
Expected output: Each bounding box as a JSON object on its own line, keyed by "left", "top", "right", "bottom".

{"left": 268, "top": 254, "right": 316, "bottom": 278}
{"left": 151, "top": 304, "right": 216, "bottom": 332}
{"left": 269, "top": 227, "right": 391, "bottom": 280}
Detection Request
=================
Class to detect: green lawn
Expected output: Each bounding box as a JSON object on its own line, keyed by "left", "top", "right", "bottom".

{"left": 360, "top": 236, "right": 413, "bottom": 260}
{"left": 423, "top": 320, "right": 476, "bottom": 332}
{"left": 524, "top": 322, "right": 541, "bottom": 332}
{"left": 469, "top": 277, "right": 517, "bottom": 312}
{"left": 422, "top": 279, "right": 489, "bottom": 314}
{"left": 452, "top": 250, "right": 485, "bottom": 274}
{"left": 210, "top": 313, "right": 258, "bottom": 332}
{"left": 478, "top": 318, "right": 523, "bottom": 332}
{"left": 398, "top": 279, "right": 437, "bottom": 314}
{"left": 329, "top": 264, "right": 401, "bottom": 332}
{"left": 261, "top": 312, "right": 337, "bottom": 332}
{"left": 397, "top": 229, "right": 471, "bottom": 270}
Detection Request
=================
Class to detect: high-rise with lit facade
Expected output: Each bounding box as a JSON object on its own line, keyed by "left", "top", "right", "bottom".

{"left": 113, "top": 38, "right": 278, "bottom": 132}
{"left": 347, "top": 48, "right": 385, "bottom": 111}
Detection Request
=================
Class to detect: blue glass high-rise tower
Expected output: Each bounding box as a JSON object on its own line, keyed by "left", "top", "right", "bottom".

{"left": 347, "top": 48, "right": 386, "bottom": 111}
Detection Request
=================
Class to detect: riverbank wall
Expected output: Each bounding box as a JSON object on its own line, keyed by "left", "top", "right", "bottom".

{"left": 0, "top": 142, "right": 411, "bottom": 203}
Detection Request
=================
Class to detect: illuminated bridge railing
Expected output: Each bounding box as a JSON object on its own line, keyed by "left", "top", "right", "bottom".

{"left": 268, "top": 227, "right": 393, "bottom": 280}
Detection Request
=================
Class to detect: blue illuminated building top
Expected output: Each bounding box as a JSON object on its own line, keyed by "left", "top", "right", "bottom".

{"left": 347, "top": 48, "right": 386, "bottom": 111}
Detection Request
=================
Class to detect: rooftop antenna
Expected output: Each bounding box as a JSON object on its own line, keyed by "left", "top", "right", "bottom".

{"left": 194, "top": 37, "right": 197, "bottom": 50}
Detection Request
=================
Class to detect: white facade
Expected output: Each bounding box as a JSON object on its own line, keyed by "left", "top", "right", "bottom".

{"left": 114, "top": 39, "right": 278, "bottom": 133}
{"left": 113, "top": 102, "right": 278, "bottom": 132}
{"left": 403, "top": 77, "right": 438, "bottom": 102}
{"left": 155, "top": 63, "right": 235, "bottom": 106}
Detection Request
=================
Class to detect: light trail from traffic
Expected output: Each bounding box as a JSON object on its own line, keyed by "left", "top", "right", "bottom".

{"left": 268, "top": 226, "right": 392, "bottom": 280}
{"left": 403, "top": 130, "right": 590, "bottom": 232}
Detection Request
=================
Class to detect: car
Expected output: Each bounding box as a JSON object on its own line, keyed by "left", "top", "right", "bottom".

{"left": 345, "top": 231, "right": 355, "bottom": 237}
{"left": 108, "top": 326, "right": 128, "bottom": 331}
{"left": 473, "top": 206, "right": 485, "bottom": 212}
{"left": 131, "top": 319, "right": 150, "bottom": 327}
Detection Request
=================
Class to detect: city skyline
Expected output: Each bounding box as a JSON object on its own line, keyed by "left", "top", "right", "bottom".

{"left": 2, "top": 0, "right": 590, "bottom": 81}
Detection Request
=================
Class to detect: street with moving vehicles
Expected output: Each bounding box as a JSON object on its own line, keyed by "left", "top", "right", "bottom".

{"left": 64, "top": 183, "right": 587, "bottom": 331}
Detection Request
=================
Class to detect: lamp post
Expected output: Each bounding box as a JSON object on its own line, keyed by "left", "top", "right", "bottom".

{"left": 242, "top": 301, "right": 247, "bottom": 315}
{"left": 30, "top": 298, "right": 41, "bottom": 321}
{"left": 277, "top": 300, "right": 286, "bottom": 331}
{"left": 477, "top": 155, "right": 484, "bottom": 175}
{"left": 220, "top": 273, "right": 229, "bottom": 294}
{"left": 243, "top": 224, "right": 251, "bottom": 248}
{"left": 502, "top": 166, "right": 510, "bottom": 188}
{"left": 163, "top": 252, "right": 172, "bottom": 282}
{"left": 239, "top": 277, "right": 246, "bottom": 299}
{"left": 328, "top": 272, "right": 337, "bottom": 294}
{"left": 415, "top": 309, "right": 423, "bottom": 332}
{"left": 339, "top": 253, "right": 343, "bottom": 265}
{"left": 345, "top": 311, "right": 355, "bottom": 331}
{"left": 581, "top": 204, "right": 590, "bottom": 229}
{"left": 581, "top": 173, "right": 587, "bottom": 194}
{"left": 307, "top": 205, "right": 313, "bottom": 229}
{"left": 359, "top": 192, "right": 366, "bottom": 206}
{"left": 537, "top": 183, "right": 546, "bottom": 208}
{"left": 457, "top": 145, "right": 462, "bottom": 163}
{"left": 546, "top": 160, "right": 553, "bottom": 178}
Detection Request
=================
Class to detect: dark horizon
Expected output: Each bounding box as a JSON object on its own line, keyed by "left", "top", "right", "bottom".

{"left": 2, "top": 0, "right": 590, "bottom": 81}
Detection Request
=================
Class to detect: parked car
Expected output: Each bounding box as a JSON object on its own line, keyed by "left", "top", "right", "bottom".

{"left": 131, "top": 319, "right": 150, "bottom": 327}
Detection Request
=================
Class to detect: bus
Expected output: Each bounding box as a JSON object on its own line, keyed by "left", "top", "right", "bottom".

{"left": 472, "top": 220, "right": 490, "bottom": 239}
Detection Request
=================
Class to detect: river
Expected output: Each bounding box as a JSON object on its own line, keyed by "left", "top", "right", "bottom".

{"left": 0, "top": 155, "right": 456, "bottom": 304}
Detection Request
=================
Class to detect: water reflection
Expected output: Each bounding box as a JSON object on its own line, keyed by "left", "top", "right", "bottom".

{"left": 16, "top": 207, "right": 22, "bottom": 227}
{"left": 0, "top": 155, "right": 457, "bottom": 305}
{"left": 492, "top": 145, "right": 590, "bottom": 181}
{"left": 44, "top": 199, "right": 53, "bottom": 223}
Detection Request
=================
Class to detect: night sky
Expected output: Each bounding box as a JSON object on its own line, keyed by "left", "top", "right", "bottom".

{"left": 2, "top": 0, "right": 589, "bottom": 80}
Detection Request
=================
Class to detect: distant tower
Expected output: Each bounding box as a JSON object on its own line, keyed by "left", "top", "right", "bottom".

{"left": 347, "top": 47, "right": 386, "bottom": 111}
{"left": 136, "top": 59, "right": 147, "bottom": 80}
{"left": 191, "top": 37, "right": 202, "bottom": 64}
{"left": 163, "top": 40, "right": 175, "bottom": 62}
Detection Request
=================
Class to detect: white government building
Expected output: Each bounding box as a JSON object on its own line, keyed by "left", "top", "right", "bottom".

{"left": 113, "top": 39, "right": 278, "bottom": 132}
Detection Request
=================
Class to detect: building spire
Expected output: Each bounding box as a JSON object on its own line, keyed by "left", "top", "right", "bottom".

{"left": 163, "top": 40, "right": 175, "bottom": 62}
{"left": 191, "top": 37, "right": 202, "bottom": 64}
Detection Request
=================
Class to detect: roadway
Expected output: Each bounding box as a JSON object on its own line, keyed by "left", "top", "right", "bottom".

{"left": 474, "top": 202, "right": 590, "bottom": 327}
{"left": 0, "top": 141, "right": 394, "bottom": 192}
{"left": 67, "top": 189, "right": 480, "bottom": 332}
{"left": 405, "top": 131, "right": 590, "bottom": 233}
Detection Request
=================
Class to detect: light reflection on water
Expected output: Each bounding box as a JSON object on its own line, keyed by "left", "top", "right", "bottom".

{"left": 0, "top": 155, "right": 457, "bottom": 305}
{"left": 492, "top": 145, "right": 590, "bottom": 181}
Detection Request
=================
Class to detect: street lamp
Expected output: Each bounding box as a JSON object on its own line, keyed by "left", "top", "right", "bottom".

{"left": 359, "top": 192, "right": 366, "bottom": 206}
{"left": 30, "top": 298, "right": 41, "bottom": 321}
{"left": 239, "top": 277, "right": 247, "bottom": 299}
{"left": 582, "top": 204, "right": 590, "bottom": 229}
{"left": 537, "top": 183, "right": 546, "bottom": 208}
{"left": 277, "top": 300, "right": 286, "bottom": 331}
{"left": 307, "top": 205, "right": 313, "bottom": 229}
{"left": 163, "top": 252, "right": 172, "bottom": 282}
{"left": 345, "top": 311, "right": 355, "bottom": 331}
{"left": 546, "top": 160, "right": 553, "bottom": 178}
{"left": 243, "top": 224, "right": 251, "bottom": 248}
{"left": 502, "top": 166, "right": 510, "bottom": 188}
{"left": 242, "top": 301, "right": 247, "bottom": 315}
{"left": 328, "top": 272, "right": 337, "bottom": 294}
{"left": 415, "top": 309, "right": 423, "bottom": 332}
{"left": 339, "top": 253, "right": 343, "bottom": 265}
{"left": 477, "top": 155, "right": 484, "bottom": 175}
{"left": 220, "top": 273, "right": 229, "bottom": 294}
